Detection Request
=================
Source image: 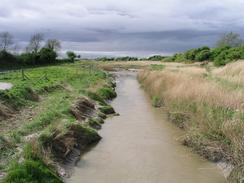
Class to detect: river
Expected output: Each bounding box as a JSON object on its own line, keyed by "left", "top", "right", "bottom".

{"left": 68, "top": 71, "right": 226, "bottom": 183}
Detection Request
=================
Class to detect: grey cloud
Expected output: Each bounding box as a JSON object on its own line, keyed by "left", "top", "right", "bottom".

{"left": 0, "top": 0, "right": 244, "bottom": 56}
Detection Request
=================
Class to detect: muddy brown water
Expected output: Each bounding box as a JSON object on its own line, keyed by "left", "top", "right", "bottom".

{"left": 68, "top": 71, "right": 226, "bottom": 183}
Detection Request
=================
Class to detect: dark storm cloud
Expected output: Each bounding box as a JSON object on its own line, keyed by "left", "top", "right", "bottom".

{"left": 1, "top": 0, "right": 244, "bottom": 56}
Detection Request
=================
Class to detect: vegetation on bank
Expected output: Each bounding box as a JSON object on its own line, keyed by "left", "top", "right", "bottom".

{"left": 0, "top": 62, "right": 116, "bottom": 182}
{"left": 164, "top": 32, "right": 244, "bottom": 66}
{"left": 138, "top": 61, "right": 244, "bottom": 183}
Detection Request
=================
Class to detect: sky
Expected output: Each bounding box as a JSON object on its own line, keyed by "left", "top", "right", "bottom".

{"left": 0, "top": 0, "right": 244, "bottom": 57}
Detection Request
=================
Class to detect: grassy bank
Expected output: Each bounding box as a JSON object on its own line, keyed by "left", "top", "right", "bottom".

{"left": 137, "top": 61, "right": 244, "bottom": 182}
{"left": 0, "top": 62, "right": 117, "bottom": 182}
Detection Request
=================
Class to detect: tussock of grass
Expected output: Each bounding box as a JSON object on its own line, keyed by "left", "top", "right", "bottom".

{"left": 86, "top": 91, "right": 107, "bottom": 105}
{"left": 3, "top": 160, "right": 63, "bottom": 183}
{"left": 99, "top": 105, "right": 115, "bottom": 115}
{"left": 88, "top": 118, "right": 102, "bottom": 130}
{"left": 151, "top": 96, "right": 162, "bottom": 107}
{"left": 150, "top": 64, "right": 165, "bottom": 71}
{"left": 97, "top": 87, "right": 117, "bottom": 100}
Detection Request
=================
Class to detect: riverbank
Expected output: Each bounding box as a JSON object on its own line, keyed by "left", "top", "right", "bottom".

{"left": 137, "top": 60, "right": 244, "bottom": 183}
{"left": 0, "top": 62, "right": 117, "bottom": 182}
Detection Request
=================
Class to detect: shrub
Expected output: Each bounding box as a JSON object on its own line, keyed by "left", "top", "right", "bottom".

{"left": 19, "top": 52, "right": 38, "bottom": 65}
{"left": 172, "top": 53, "right": 187, "bottom": 62}
{"left": 0, "top": 50, "right": 17, "bottom": 65}
{"left": 185, "top": 49, "right": 198, "bottom": 60}
{"left": 195, "top": 49, "right": 211, "bottom": 61}
{"left": 162, "top": 57, "right": 174, "bottom": 62}
{"left": 66, "top": 51, "right": 76, "bottom": 63}
{"left": 147, "top": 55, "right": 165, "bottom": 61}
{"left": 210, "top": 46, "right": 230, "bottom": 61}
{"left": 213, "top": 46, "right": 244, "bottom": 66}
{"left": 39, "top": 48, "right": 57, "bottom": 64}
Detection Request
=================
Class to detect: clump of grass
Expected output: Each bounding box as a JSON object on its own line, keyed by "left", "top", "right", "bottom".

{"left": 97, "top": 87, "right": 117, "bottom": 100}
{"left": 151, "top": 96, "right": 162, "bottom": 107}
{"left": 86, "top": 91, "right": 107, "bottom": 105}
{"left": 39, "top": 122, "right": 101, "bottom": 161}
{"left": 98, "top": 112, "right": 107, "bottom": 119}
{"left": 2, "top": 159, "right": 63, "bottom": 183}
{"left": 99, "top": 105, "right": 115, "bottom": 115}
{"left": 0, "top": 136, "right": 15, "bottom": 170}
{"left": 88, "top": 118, "right": 102, "bottom": 130}
{"left": 150, "top": 64, "right": 165, "bottom": 71}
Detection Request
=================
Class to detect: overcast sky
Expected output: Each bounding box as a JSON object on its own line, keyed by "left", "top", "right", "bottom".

{"left": 1, "top": 0, "right": 244, "bottom": 57}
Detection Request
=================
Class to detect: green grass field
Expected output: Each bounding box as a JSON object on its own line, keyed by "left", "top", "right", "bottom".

{"left": 0, "top": 62, "right": 115, "bottom": 183}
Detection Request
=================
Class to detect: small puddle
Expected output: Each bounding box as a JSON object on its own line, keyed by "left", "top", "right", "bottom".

{"left": 0, "top": 82, "right": 13, "bottom": 90}
{"left": 68, "top": 71, "right": 226, "bottom": 183}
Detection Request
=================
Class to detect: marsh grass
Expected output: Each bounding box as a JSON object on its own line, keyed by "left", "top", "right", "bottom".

{"left": 138, "top": 64, "right": 244, "bottom": 182}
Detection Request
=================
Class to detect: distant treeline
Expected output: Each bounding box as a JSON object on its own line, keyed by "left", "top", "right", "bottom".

{"left": 95, "top": 55, "right": 167, "bottom": 62}
{"left": 0, "top": 32, "right": 78, "bottom": 69}
{"left": 164, "top": 32, "right": 244, "bottom": 66}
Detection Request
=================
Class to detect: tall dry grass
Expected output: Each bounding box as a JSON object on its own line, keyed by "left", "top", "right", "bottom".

{"left": 138, "top": 67, "right": 244, "bottom": 181}
{"left": 138, "top": 69, "right": 244, "bottom": 111}
{"left": 213, "top": 60, "right": 244, "bottom": 86}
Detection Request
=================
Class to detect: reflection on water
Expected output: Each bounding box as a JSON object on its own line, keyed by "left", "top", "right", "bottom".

{"left": 68, "top": 71, "right": 226, "bottom": 183}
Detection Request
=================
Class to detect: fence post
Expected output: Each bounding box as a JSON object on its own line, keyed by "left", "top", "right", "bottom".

{"left": 22, "top": 69, "right": 25, "bottom": 80}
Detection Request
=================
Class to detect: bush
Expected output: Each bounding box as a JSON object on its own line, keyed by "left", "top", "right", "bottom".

{"left": 210, "top": 46, "right": 230, "bottom": 61}
{"left": 172, "top": 53, "right": 187, "bottom": 62}
{"left": 0, "top": 50, "right": 17, "bottom": 65}
{"left": 39, "top": 48, "right": 57, "bottom": 64}
{"left": 195, "top": 49, "right": 211, "bottom": 61}
{"left": 147, "top": 55, "right": 165, "bottom": 61}
{"left": 185, "top": 49, "right": 198, "bottom": 60}
{"left": 66, "top": 51, "right": 76, "bottom": 63}
{"left": 213, "top": 46, "right": 244, "bottom": 66}
{"left": 19, "top": 53, "right": 38, "bottom": 65}
{"left": 162, "top": 57, "right": 174, "bottom": 62}
{"left": 183, "top": 47, "right": 210, "bottom": 61}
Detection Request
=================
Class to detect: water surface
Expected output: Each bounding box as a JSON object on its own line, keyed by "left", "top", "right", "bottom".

{"left": 68, "top": 71, "right": 226, "bottom": 183}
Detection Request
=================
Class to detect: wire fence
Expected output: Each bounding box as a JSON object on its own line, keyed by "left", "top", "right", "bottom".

{"left": 0, "top": 68, "right": 49, "bottom": 82}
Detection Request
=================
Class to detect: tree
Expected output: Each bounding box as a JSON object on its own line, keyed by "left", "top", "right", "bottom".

{"left": 216, "top": 32, "right": 243, "bottom": 47}
{"left": 0, "top": 32, "right": 13, "bottom": 51}
{"left": 27, "top": 33, "right": 44, "bottom": 53}
{"left": 46, "top": 39, "right": 61, "bottom": 51}
{"left": 39, "top": 47, "right": 57, "bottom": 64}
{"left": 66, "top": 51, "right": 76, "bottom": 62}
